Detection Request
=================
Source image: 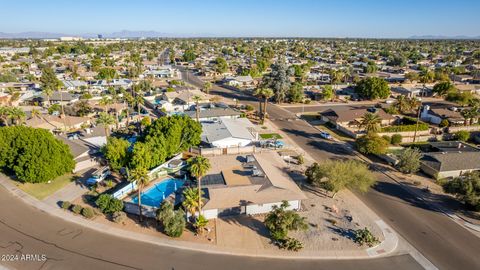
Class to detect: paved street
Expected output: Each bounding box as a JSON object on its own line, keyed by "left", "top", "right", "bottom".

{"left": 180, "top": 68, "right": 480, "bottom": 270}
{"left": 0, "top": 185, "right": 423, "bottom": 270}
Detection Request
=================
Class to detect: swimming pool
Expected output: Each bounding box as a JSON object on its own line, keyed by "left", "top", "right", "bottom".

{"left": 131, "top": 178, "right": 185, "bottom": 207}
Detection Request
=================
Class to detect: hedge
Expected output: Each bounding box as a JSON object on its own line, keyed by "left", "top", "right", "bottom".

{"left": 381, "top": 119, "right": 429, "bottom": 133}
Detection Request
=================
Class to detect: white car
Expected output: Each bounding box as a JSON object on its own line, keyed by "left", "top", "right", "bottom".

{"left": 319, "top": 131, "right": 332, "bottom": 140}
{"left": 86, "top": 167, "right": 111, "bottom": 186}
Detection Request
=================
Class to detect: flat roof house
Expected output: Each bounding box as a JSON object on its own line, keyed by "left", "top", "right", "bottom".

{"left": 200, "top": 152, "right": 307, "bottom": 219}
{"left": 201, "top": 118, "right": 258, "bottom": 148}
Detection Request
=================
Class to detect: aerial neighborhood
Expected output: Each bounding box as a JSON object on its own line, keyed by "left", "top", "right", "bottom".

{"left": 1, "top": 34, "right": 480, "bottom": 269}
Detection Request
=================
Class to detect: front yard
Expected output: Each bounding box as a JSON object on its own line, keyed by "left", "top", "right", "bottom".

{"left": 15, "top": 173, "right": 76, "bottom": 200}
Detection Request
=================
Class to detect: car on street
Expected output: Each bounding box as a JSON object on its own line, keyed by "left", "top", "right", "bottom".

{"left": 319, "top": 131, "right": 333, "bottom": 140}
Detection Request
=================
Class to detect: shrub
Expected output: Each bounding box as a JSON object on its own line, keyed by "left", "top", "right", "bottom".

{"left": 396, "top": 148, "right": 422, "bottom": 174}
{"left": 81, "top": 207, "right": 95, "bottom": 219}
{"left": 391, "top": 134, "right": 403, "bottom": 145}
{"left": 265, "top": 201, "right": 308, "bottom": 242}
{"left": 382, "top": 135, "right": 391, "bottom": 144}
{"left": 278, "top": 237, "right": 304, "bottom": 251}
{"left": 95, "top": 194, "right": 124, "bottom": 214}
{"left": 157, "top": 201, "right": 186, "bottom": 237}
{"left": 442, "top": 172, "right": 480, "bottom": 211}
{"left": 455, "top": 130, "right": 470, "bottom": 142}
{"left": 112, "top": 211, "right": 127, "bottom": 223}
{"left": 354, "top": 227, "right": 379, "bottom": 247}
{"left": 356, "top": 133, "right": 389, "bottom": 155}
{"left": 245, "top": 104, "right": 254, "bottom": 111}
{"left": 61, "top": 201, "right": 72, "bottom": 210}
{"left": 72, "top": 205, "right": 83, "bottom": 215}
{"left": 439, "top": 119, "right": 449, "bottom": 128}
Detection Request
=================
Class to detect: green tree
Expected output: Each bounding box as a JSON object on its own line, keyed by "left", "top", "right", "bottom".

{"left": 214, "top": 57, "right": 228, "bottom": 74}
{"left": 40, "top": 66, "right": 63, "bottom": 104}
{"left": 455, "top": 130, "right": 470, "bottom": 142}
{"left": 203, "top": 82, "right": 212, "bottom": 94}
{"left": 396, "top": 148, "right": 422, "bottom": 174}
{"left": 360, "top": 112, "right": 381, "bottom": 133}
{"left": 442, "top": 172, "right": 480, "bottom": 211}
{"left": 0, "top": 126, "right": 75, "bottom": 183}
{"left": 103, "top": 137, "right": 131, "bottom": 171}
{"left": 432, "top": 81, "right": 455, "bottom": 97}
{"left": 355, "top": 77, "right": 390, "bottom": 99}
{"left": 322, "top": 85, "right": 335, "bottom": 101}
{"left": 288, "top": 82, "right": 304, "bottom": 103}
{"left": 264, "top": 201, "right": 307, "bottom": 249}
{"left": 95, "top": 194, "right": 124, "bottom": 214}
{"left": 194, "top": 214, "right": 209, "bottom": 235}
{"left": 129, "top": 166, "right": 149, "bottom": 222}
{"left": 305, "top": 160, "right": 376, "bottom": 197}
{"left": 188, "top": 156, "right": 211, "bottom": 215}
{"left": 157, "top": 201, "right": 186, "bottom": 238}
{"left": 96, "top": 112, "right": 115, "bottom": 137}
{"left": 262, "top": 60, "right": 292, "bottom": 103}
{"left": 356, "top": 133, "right": 389, "bottom": 155}
{"left": 96, "top": 67, "right": 117, "bottom": 80}
{"left": 182, "top": 49, "right": 196, "bottom": 62}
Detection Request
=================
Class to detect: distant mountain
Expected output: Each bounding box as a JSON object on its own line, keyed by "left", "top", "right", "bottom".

{"left": 409, "top": 35, "right": 480, "bottom": 40}
{"left": 0, "top": 30, "right": 215, "bottom": 39}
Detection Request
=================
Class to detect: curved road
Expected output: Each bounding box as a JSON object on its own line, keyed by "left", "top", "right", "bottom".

{"left": 0, "top": 185, "right": 422, "bottom": 270}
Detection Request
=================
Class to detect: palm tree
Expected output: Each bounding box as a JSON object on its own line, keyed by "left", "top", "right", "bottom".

{"left": 42, "top": 87, "right": 53, "bottom": 107}
{"left": 134, "top": 95, "right": 144, "bottom": 116}
{"left": 192, "top": 95, "right": 201, "bottom": 122}
{"left": 395, "top": 95, "right": 411, "bottom": 114}
{"left": 188, "top": 156, "right": 211, "bottom": 215}
{"left": 195, "top": 215, "right": 209, "bottom": 235}
{"left": 129, "top": 167, "right": 150, "bottom": 222}
{"left": 203, "top": 82, "right": 212, "bottom": 94}
{"left": 96, "top": 112, "right": 115, "bottom": 137}
{"left": 99, "top": 96, "right": 111, "bottom": 114}
{"left": 30, "top": 108, "right": 41, "bottom": 119}
{"left": 182, "top": 187, "right": 201, "bottom": 219}
{"left": 360, "top": 112, "right": 381, "bottom": 133}
{"left": 9, "top": 107, "right": 26, "bottom": 126}
{"left": 461, "top": 107, "right": 479, "bottom": 126}
{"left": 253, "top": 88, "right": 274, "bottom": 124}
{"left": 0, "top": 106, "right": 11, "bottom": 126}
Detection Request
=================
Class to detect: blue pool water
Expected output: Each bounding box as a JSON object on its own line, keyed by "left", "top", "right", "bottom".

{"left": 131, "top": 178, "right": 184, "bottom": 207}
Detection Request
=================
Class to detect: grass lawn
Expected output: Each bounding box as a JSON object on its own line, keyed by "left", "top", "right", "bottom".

{"left": 259, "top": 133, "right": 283, "bottom": 139}
{"left": 15, "top": 173, "right": 75, "bottom": 200}
{"left": 315, "top": 124, "right": 354, "bottom": 142}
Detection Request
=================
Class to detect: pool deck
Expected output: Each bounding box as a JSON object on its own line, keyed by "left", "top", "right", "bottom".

{"left": 126, "top": 176, "right": 187, "bottom": 207}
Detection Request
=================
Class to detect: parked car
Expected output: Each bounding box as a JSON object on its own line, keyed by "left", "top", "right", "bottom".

{"left": 261, "top": 139, "right": 285, "bottom": 149}
{"left": 86, "top": 167, "right": 111, "bottom": 186}
{"left": 319, "top": 131, "right": 332, "bottom": 140}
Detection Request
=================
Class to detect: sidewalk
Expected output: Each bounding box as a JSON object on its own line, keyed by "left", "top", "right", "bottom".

{"left": 0, "top": 172, "right": 399, "bottom": 260}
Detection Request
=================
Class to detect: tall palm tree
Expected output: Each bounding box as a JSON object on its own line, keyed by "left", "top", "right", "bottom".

{"left": 253, "top": 88, "right": 274, "bottom": 124}
{"left": 99, "top": 96, "right": 111, "bottom": 115}
{"left": 96, "top": 112, "right": 115, "bottom": 137}
{"left": 360, "top": 112, "right": 381, "bottom": 133}
{"left": 134, "top": 95, "right": 144, "bottom": 116}
{"left": 188, "top": 156, "right": 211, "bottom": 216}
{"left": 30, "top": 108, "right": 41, "bottom": 119}
{"left": 192, "top": 95, "right": 201, "bottom": 122}
{"left": 129, "top": 167, "right": 150, "bottom": 222}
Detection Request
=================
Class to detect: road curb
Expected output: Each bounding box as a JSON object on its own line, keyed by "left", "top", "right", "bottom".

{"left": 0, "top": 174, "right": 397, "bottom": 260}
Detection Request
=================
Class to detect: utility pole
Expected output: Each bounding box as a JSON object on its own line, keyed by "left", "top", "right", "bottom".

{"left": 413, "top": 102, "right": 422, "bottom": 143}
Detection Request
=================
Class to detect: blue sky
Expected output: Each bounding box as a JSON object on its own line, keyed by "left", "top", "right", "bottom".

{"left": 2, "top": 0, "right": 479, "bottom": 37}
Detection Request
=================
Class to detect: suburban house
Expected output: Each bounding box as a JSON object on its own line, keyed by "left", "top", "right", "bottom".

{"left": 225, "top": 75, "right": 255, "bottom": 88}
{"left": 25, "top": 115, "right": 90, "bottom": 132}
{"left": 320, "top": 107, "right": 395, "bottom": 132}
{"left": 58, "top": 135, "right": 101, "bottom": 173}
{"left": 201, "top": 118, "right": 258, "bottom": 148}
{"left": 391, "top": 84, "right": 432, "bottom": 98}
{"left": 421, "top": 105, "right": 465, "bottom": 125}
{"left": 156, "top": 89, "right": 210, "bottom": 112}
{"left": 184, "top": 106, "right": 242, "bottom": 122}
{"left": 200, "top": 152, "right": 307, "bottom": 219}
{"left": 24, "top": 91, "right": 79, "bottom": 106}
{"left": 420, "top": 141, "right": 480, "bottom": 178}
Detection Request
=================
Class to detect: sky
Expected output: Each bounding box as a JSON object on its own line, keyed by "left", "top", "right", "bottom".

{"left": 1, "top": 0, "right": 480, "bottom": 38}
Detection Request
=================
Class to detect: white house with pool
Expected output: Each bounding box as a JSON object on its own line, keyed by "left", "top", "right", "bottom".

{"left": 199, "top": 152, "right": 307, "bottom": 219}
